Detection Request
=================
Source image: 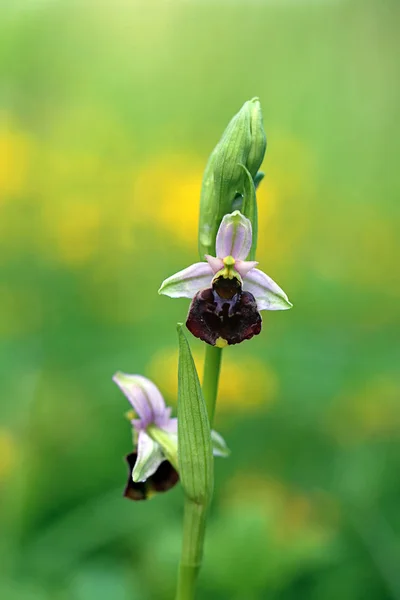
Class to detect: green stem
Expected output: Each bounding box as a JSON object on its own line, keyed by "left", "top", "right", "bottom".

{"left": 176, "top": 501, "right": 207, "bottom": 600}
{"left": 202, "top": 345, "right": 223, "bottom": 425}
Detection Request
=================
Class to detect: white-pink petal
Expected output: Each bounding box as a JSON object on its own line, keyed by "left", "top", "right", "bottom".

{"left": 216, "top": 211, "right": 252, "bottom": 260}
{"left": 243, "top": 268, "right": 293, "bottom": 311}
{"left": 235, "top": 260, "right": 258, "bottom": 277}
{"left": 158, "top": 262, "right": 213, "bottom": 299}
{"left": 205, "top": 254, "right": 224, "bottom": 274}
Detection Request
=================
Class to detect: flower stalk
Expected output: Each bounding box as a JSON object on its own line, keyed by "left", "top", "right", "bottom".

{"left": 171, "top": 100, "right": 273, "bottom": 599}
{"left": 176, "top": 502, "right": 207, "bottom": 600}
{"left": 113, "top": 98, "right": 292, "bottom": 600}
{"left": 202, "top": 345, "right": 223, "bottom": 425}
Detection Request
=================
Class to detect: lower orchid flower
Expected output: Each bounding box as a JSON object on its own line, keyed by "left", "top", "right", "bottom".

{"left": 158, "top": 210, "right": 292, "bottom": 347}
{"left": 113, "top": 372, "right": 229, "bottom": 500}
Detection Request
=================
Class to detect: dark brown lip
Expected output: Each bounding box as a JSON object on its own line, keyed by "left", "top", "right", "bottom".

{"left": 123, "top": 452, "right": 179, "bottom": 501}
{"left": 186, "top": 286, "right": 262, "bottom": 347}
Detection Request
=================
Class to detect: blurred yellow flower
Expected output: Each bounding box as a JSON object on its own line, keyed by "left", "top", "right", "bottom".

{"left": 147, "top": 345, "right": 278, "bottom": 413}
{"left": 0, "top": 114, "right": 31, "bottom": 203}
{"left": 327, "top": 376, "right": 400, "bottom": 443}
{"left": 256, "top": 134, "right": 316, "bottom": 267}
{"left": 41, "top": 198, "right": 102, "bottom": 266}
{"left": 221, "top": 473, "right": 335, "bottom": 546}
{"left": 131, "top": 155, "right": 203, "bottom": 247}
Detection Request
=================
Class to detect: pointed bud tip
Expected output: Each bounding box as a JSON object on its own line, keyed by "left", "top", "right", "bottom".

{"left": 242, "top": 97, "right": 260, "bottom": 111}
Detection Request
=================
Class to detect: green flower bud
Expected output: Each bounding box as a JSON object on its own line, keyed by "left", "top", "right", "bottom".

{"left": 198, "top": 98, "right": 266, "bottom": 259}
{"left": 240, "top": 165, "right": 258, "bottom": 261}
{"left": 247, "top": 98, "right": 267, "bottom": 178}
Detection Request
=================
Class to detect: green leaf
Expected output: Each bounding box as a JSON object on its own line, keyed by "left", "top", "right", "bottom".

{"left": 177, "top": 324, "right": 213, "bottom": 506}
{"left": 240, "top": 164, "right": 258, "bottom": 261}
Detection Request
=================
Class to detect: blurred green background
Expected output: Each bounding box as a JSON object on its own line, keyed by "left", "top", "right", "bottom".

{"left": 1, "top": 0, "right": 399, "bottom": 598}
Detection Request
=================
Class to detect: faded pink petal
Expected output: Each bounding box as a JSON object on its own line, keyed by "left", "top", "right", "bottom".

{"left": 113, "top": 372, "right": 166, "bottom": 427}
{"left": 235, "top": 260, "right": 258, "bottom": 277}
{"left": 205, "top": 254, "right": 224, "bottom": 274}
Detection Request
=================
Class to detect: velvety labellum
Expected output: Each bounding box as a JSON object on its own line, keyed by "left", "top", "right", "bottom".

{"left": 186, "top": 277, "right": 262, "bottom": 346}
{"left": 123, "top": 452, "right": 179, "bottom": 501}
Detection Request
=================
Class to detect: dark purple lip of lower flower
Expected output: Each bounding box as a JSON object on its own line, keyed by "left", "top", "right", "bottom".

{"left": 186, "top": 279, "right": 262, "bottom": 347}
{"left": 123, "top": 452, "right": 179, "bottom": 501}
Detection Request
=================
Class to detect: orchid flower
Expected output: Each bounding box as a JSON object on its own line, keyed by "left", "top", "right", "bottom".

{"left": 159, "top": 210, "right": 292, "bottom": 347}
{"left": 113, "top": 372, "right": 229, "bottom": 500}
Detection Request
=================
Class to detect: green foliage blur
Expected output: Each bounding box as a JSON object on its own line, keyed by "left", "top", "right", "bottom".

{"left": 1, "top": 0, "right": 399, "bottom": 598}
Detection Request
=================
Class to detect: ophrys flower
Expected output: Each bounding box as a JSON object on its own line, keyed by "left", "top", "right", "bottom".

{"left": 159, "top": 210, "right": 292, "bottom": 347}
{"left": 113, "top": 372, "right": 229, "bottom": 500}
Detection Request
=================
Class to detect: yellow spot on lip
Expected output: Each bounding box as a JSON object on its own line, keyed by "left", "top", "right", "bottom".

{"left": 215, "top": 337, "right": 228, "bottom": 348}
